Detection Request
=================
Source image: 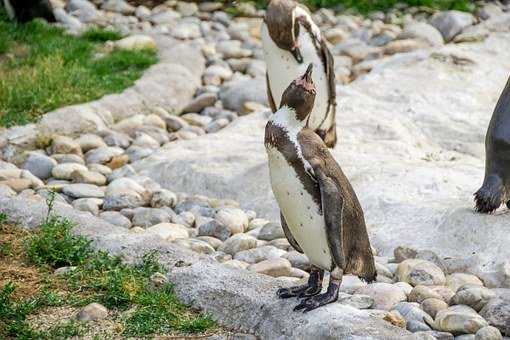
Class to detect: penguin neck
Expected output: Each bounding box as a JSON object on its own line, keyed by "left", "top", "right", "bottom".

{"left": 271, "top": 106, "right": 307, "bottom": 138}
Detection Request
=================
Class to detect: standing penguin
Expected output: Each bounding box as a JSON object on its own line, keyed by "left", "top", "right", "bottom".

{"left": 261, "top": 0, "right": 337, "bottom": 148}
{"left": 265, "top": 64, "right": 376, "bottom": 312}
{"left": 475, "top": 76, "right": 510, "bottom": 213}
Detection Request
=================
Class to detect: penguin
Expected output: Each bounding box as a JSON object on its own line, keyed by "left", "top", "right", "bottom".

{"left": 261, "top": 0, "right": 337, "bottom": 148}
{"left": 2, "top": 0, "right": 56, "bottom": 23}
{"left": 475, "top": 75, "right": 510, "bottom": 213}
{"left": 264, "top": 64, "right": 376, "bottom": 312}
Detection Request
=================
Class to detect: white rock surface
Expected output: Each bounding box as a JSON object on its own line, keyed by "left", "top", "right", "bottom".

{"left": 133, "top": 31, "right": 510, "bottom": 273}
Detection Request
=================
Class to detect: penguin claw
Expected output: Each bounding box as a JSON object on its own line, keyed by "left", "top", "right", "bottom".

{"left": 293, "top": 291, "right": 339, "bottom": 312}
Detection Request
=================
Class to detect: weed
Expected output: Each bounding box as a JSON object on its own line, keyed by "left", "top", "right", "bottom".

{"left": 25, "top": 216, "right": 93, "bottom": 267}
{"left": 81, "top": 27, "right": 123, "bottom": 42}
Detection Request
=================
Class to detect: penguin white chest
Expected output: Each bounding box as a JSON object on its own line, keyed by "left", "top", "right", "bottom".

{"left": 261, "top": 23, "right": 330, "bottom": 130}
{"left": 266, "top": 146, "right": 333, "bottom": 271}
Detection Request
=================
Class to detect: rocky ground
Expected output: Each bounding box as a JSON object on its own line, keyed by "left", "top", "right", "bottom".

{"left": 2, "top": 0, "right": 510, "bottom": 339}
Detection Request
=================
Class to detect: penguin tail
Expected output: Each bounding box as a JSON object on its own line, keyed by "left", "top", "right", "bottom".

{"left": 474, "top": 174, "right": 504, "bottom": 214}
{"left": 345, "top": 250, "right": 377, "bottom": 284}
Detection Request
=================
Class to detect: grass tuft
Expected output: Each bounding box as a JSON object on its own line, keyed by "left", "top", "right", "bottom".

{"left": 0, "top": 11, "right": 157, "bottom": 127}
{"left": 0, "top": 217, "right": 216, "bottom": 338}
{"left": 25, "top": 216, "right": 93, "bottom": 268}
{"left": 81, "top": 27, "right": 123, "bottom": 42}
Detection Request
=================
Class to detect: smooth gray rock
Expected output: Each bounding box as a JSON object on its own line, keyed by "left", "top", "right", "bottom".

{"left": 131, "top": 207, "right": 171, "bottom": 228}
{"left": 234, "top": 245, "right": 286, "bottom": 264}
{"left": 62, "top": 184, "right": 104, "bottom": 199}
{"left": 451, "top": 287, "right": 496, "bottom": 312}
{"left": 257, "top": 222, "right": 285, "bottom": 241}
{"left": 77, "top": 302, "right": 108, "bottom": 321}
{"left": 198, "top": 220, "right": 231, "bottom": 241}
{"left": 219, "top": 78, "right": 267, "bottom": 112}
{"left": 479, "top": 299, "right": 510, "bottom": 336}
{"left": 475, "top": 326, "right": 502, "bottom": 340}
{"left": 23, "top": 153, "right": 57, "bottom": 180}
{"left": 429, "top": 11, "right": 475, "bottom": 41}
{"left": 99, "top": 211, "right": 132, "bottom": 229}
{"left": 399, "top": 22, "right": 444, "bottom": 46}
{"left": 434, "top": 305, "right": 488, "bottom": 335}
{"left": 394, "top": 302, "right": 433, "bottom": 332}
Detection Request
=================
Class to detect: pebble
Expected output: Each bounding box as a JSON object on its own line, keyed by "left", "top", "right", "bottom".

{"left": 72, "top": 198, "right": 102, "bottom": 215}
{"left": 247, "top": 258, "right": 292, "bottom": 277}
{"left": 451, "top": 286, "right": 496, "bottom": 312}
{"left": 62, "top": 184, "right": 104, "bottom": 199}
{"left": 357, "top": 282, "right": 407, "bottom": 310}
{"left": 224, "top": 259, "right": 250, "bottom": 270}
{"left": 71, "top": 169, "right": 107, "bottom": 186}
{"left": 75, "top": 134, "right": 107, "bottom": 153}
{"left": 399, "top": 21, "right": 444, "bottom": 46}
{"left": 150, "top": 272, "right": 168, "bottom": 288}
{"left": 182, "top": 93, "right": 217, "bottom": 114}
{"left": 51, "top": 153, "right": 85, "bottom": 165}
{"left": 52, "top": 163, "right": 88, "bottom": 180}
{"left": 218, "top": 233, "right": 258, "bottom": 256}
{"left": 421, "top": 298, "right": 448, "bottom": 318}
{"left": 409, "top": 285, "right": 442, "bottom": 303}
{"left": 215, "top": 208, "right": 248, "bottom": 235}
{"left": 52, "top": 135, "right": 82, "bottom": 155}
{"left": 234, "top": 245, "right": 286, "bottom": 264}
{"left": 479, "top": 298, "right": 510, "bottom": 336}
{"left": 196, "top": 236, "right": 223, "bottom": 250}
{"left": 257, "top": 222, "right": 285, "bottom": 241}
{"left": 396, "top": 259, "right": 446, "bottom": 286}
{"left": 198, "top": 220, "right": 232, "bottom": 241}
{"left": 338, "top": 293, "right": 374, "bottom": 309}
{"left": 393, "top": 302, "right": 433, "bottom": 332}
{"left": 85, "top": 147, "right": 124, "bottom": 165}
{"left": 131, "top": 207, "right": 172, "bottom": 228}
{"left": 77, "top": 303, "right": 108, "bottom": 321}
{"left": 434, "top": 305, "right": 488, "bottom": 334}
{"left": 475, "top": 326, "right": 502, "bottom": 340}
{"left": 146, "top": 223, "right": 189, "bottom": 241}
{"left": 429, "top": 10, "right": 475, "bottom": 41}
{"left": 446, "top": 273, "right": 484, "bottom": 292}
{"left": 99, "top": 211, "right": 132, "bottom": 228}
{"left": 150, "top": 189, "right": 177, "bottom": 208}
{"left": 22, "top": 153, "right": 57, "bottom": 180}
{"left": 384, "top": 310, "right": 407, "bottom": 329}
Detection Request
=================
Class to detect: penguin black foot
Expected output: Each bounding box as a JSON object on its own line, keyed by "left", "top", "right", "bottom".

{"left": 293, "top": 276, "right": 340, "bottom": 313}
{"left": 474, "top": 175, "right": 504, "bottom": 214}
{"left": 277, "top": 268, "right": 323, "bottom": 299}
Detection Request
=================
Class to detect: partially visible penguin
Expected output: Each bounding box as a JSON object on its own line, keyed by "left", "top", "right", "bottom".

{"left": 261, "top": 0, "right": 337, "bottom": 148}
{"left": 2, "top": 0, "right": 56, "bottom": 23}
{"left": 265, "top": 64, "right": 376, "bottom": 312}
{"left": 475, "top": 76, "right": 510, "bottom": 213}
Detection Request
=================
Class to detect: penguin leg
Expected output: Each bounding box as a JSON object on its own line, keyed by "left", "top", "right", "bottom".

{"left": 293, "top": 268, "right": 342, "bottom": 313}
{"left": 276, "top": 266, "right": 323, "bottom": 299}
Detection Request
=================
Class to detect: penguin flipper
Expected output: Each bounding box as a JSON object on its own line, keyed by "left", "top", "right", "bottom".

{"left": 266, "top": 72, "right": 277, "bottom": 113}
{"left": 280, "top": 212, "right": 303, "bottom": 253}
{"left": 315, "top": 169, "right": 345, "bottom": 270}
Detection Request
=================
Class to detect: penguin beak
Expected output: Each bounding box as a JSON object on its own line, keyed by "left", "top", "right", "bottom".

{"left": 302, "top": 63, "right": 313, "bottom": 83}
{"left": 291, "top": 48, "right": 303, "bottom": 64}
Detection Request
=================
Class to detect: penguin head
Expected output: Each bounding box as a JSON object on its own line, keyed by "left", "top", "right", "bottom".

{"left": 280, "top": 63, "right": 316, "bottom": 122}
{"left": 265, "top": 0, "right": 303, "bottom": 63}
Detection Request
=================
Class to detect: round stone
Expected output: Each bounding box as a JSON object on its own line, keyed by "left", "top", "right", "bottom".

{"left": 99, "top": 211, "right": 132, "bottom": 228}
{"left": 77, "top": 303, "right": 108, "bottom": 321}
{"left": 62, "top": 184, "right": 104, "bottom": 199}
{"left": 247, "top": 258, "right": 292, "bottom": 277}
{"left": 215, "top": 208, "right": 248, "bottom": 234}
{"left": 434, "top": 305, "right": 488, "bottom": 334}
{"left": 475, "top": 326, "right": 502, "bottom": 340}
{"left": 257, "top": 222, "right": 285, "bottom": 241}
{"left": 357, "top": 283, "right": 407, "bottom": 311}
{"left": 146, "top": 223, "right": 189, "bottom": 241}
{"left": 446, "top": 273, "right": 483, "bottom": 292}
{"left": 396, "top": 259, "right": 446, "bottom": 286}
{"left": 218, "top": 233, "right": 257, "bottom": 256}
{"left": 409, "top": 285, "right": 442, "bottom": 303}
{"left": 451, "top": 287, "right": 496, "bottom": 312}
{"left": 52, "top": 163, "right": 88, "bottom": 180}
{"left": 421, "top": 298, "right": 448, "bottom": 318}
{"left": 22, "top": 153, "right": 57, "bottom": 180}
{"left": 233, "top": 245, "right": 286, "bottom": 264}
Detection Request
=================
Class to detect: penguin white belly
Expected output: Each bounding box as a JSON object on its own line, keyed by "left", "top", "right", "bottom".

{"left": 266, "top": 146, "right": 333, "bottom": 270}
{"left": 261, "top": 23, "right": 330, "bottom": 131}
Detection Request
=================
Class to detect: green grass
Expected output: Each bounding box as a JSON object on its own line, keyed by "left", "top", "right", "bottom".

{"left": 236, "top": 0, "right": 475, "bottom": 13}
{"left": 0, "top": 11, "right": 157, "bottom": 127}
{"left": 0, "top": 215, "right": 216, "bottom": 338}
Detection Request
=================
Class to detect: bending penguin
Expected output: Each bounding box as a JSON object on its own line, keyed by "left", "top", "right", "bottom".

{"left": 475, "top": 76, "right": 510, "bottom": 213}
{"left": 265, "top": 64, "right": 376, "bottom": 312}
{"left": 261, "top": 0, "right": 337, "bottom": 148}
{"left": 2, "top": 0, "right": 55, "bottom": 23}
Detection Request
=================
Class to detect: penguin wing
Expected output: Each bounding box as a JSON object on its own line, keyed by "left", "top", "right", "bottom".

{"left": 320, "top": 39, "right": 337, "bottom": 118}
{"left": 266, "top": 72, "right": 277, "bottom": 112}
{"left": 314, "top": 167, "right": 346, "bottom": 270}
{"left": 280, "top": 212, "right": 303, "bottom": 253}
